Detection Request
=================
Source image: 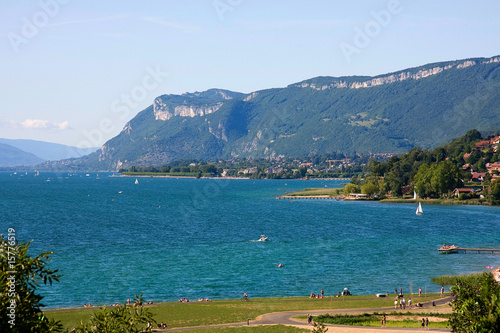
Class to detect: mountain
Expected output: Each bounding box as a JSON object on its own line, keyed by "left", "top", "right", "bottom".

{"left": 0, "top": 138, "right": 99, "bottom": 161}
{"left": 0, "top": 143, "right": 45, "bottom": 167}
{"left": 46, "top": 56, "right": 500, "bottom": 171}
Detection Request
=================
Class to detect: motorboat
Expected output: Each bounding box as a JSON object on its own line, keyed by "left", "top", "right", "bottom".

{"left": 258, "top": 235, "right": 268, "bottom": 242}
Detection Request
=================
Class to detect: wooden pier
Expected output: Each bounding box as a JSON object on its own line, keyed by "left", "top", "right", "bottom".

{"left": 438, "top": 247, "right": 500, "bottom": 254}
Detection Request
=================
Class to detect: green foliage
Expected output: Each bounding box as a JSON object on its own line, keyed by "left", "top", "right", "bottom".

{"left": 0, "top": 235, "right": 62, "bottom": 333}
{"left": 449, "top": 272, "right": 500, "bottom": 332}
{"left": 343, "top": 183, "right": 361, "bottom": 195}
{"left": 312, "top": 321, "right": 329, "bottom": 333}
{"left": 76, "top": 294, "right": 155, "bottom": 333}
{"left": 361, "top": 181, "right": 379, "bottom": 196}
{"left": 489, "top": 179, "right": 500, "bottom": 204}
{"left": 413, "top": 161, "right": 463, "bottom": 198}
{"left": 430, "top": 273, "right": 485, "bottom": 286}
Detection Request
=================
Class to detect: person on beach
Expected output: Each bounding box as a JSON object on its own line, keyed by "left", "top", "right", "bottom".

{"left": 419, "top": 287, "right": 422, "bottom": 296}
{"left": 421, "top": 318, "right": 425, "bottom": 330}
{"left": 425, "top": 318, "right": 429, "bottom": 330}
{"left": 321, "top": 289, "right": 324, "bottom": 298}
{"left": 441, "top": 285, "right": 444, "bottom": 296}
{"left": 243, "top": 292, "right": 248, "bottom": 301}
{"left": 408, "top": 298, "right": 412, "bottom": 309}
{"left": 394, "top": 299, "right": 398, "bottom": 309}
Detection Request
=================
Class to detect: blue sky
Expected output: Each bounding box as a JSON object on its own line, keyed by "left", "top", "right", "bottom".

{"left": 1, "top": 0, "right": 500, "bottom": 148}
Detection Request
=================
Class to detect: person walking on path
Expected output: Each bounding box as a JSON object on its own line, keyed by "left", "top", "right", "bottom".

{"left": 394, "top": 299, "right": 398, "bottom": 309}
{"left": 441, "top": 285, "right": 444, "bottom": 296}
{"left": 421, "top": 318, "right": 425, "bottom": 330}
{"left": 307, "top": 314, "right": 313, "bottom": 325}
{"left": 419, "top": 287, "right": 422, "bottom": 296}
{"left": 425, "top": 318, "right": 429, "bottom": 330}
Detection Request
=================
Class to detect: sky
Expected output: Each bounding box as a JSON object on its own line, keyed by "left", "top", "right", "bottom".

{"left": 1, "top": 0, "right": 500, "bottom": 148}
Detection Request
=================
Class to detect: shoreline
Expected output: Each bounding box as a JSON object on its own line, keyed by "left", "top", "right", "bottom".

{"left": 278, "top": 194, "right": 494, "bottom": 206}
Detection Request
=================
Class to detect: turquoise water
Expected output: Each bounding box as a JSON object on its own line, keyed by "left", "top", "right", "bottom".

{"left": 1, "top": 172, "right": 499, "bottom": 309}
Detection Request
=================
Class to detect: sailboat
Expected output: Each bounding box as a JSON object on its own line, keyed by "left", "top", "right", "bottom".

{"left": 416, "top": 202, "right": 423, "bottom": 215}
{"left": 413, "top": 191, "right": 417, "bottom": 200}
{"left": 135, "top": 178, "right": 139, "bottom": 184}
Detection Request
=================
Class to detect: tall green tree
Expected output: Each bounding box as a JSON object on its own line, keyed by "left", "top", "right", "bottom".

{"left": 449, "top": 272, "right": 500, "bottom": 332}
{"left": 0, "top": 235, "right": 62, "bottom": 332}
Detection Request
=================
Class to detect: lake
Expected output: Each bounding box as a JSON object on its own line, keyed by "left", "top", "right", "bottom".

{"left": 1, "top": 172, "right": 499, "bottom": 308}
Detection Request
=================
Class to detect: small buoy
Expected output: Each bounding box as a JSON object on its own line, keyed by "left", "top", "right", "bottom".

{"left": 159, "top": 206, "right": 161, "bottom": 208}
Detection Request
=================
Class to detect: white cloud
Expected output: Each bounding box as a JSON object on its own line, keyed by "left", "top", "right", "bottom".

{"left": 11, "top": 119, "right": 71, "bottom": 131}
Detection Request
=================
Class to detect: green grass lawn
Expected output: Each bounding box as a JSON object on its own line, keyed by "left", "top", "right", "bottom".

{"left": 46, "top": 295, "right": 444, "bottom": 330}
{"left": 299, "top": 311, "right": 449, "bottom": 329}
{"left": 285, "top": 188, "right": 340, "bottom": 197}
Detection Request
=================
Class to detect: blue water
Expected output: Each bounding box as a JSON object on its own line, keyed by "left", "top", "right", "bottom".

{"left": 1, "top": 172, "right": 499, "bottom": 308}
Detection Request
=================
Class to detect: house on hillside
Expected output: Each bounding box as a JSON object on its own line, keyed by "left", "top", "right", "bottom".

{"left": 470, "top": 172, "right": 486, "bottom": 183}
{"left": 486, "top": 162, "right": 500, "bottom": 174}
{"left": 490, "top": 136, "right": 500, "bottom": 145}
{"left": 475, "top": 141, "right": 491, "bottom": 150}
{"left": 463, "top": 153, "right": 471, "bottom": 160}
{"left": 462, "top": 163, "right": 471, "bottom": 172}
{"left": 453, "top": 188, "right": 473, "bottom": 197}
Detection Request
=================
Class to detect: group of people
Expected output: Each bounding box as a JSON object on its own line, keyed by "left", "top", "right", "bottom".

{"left": 147, "top": 321, "right": 167, "bottom": 329}
{"left": 309, "top": 289, "right": 325, "bottom": 298}
{"left": 394, "top": 297, "right": 412, "bottom": 309}
{"left": 308, "top": 289, "right": 354, "bottom": 298}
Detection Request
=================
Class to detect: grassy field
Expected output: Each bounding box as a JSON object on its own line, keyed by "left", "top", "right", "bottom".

{"left": 45, "top": 295, "right": 444, "bottom": 331}
{"left": 298, "top": 310, "right": 450, "bottom": 329}
{"left": 284, "top": 188, "right": 340, "bottom": 197}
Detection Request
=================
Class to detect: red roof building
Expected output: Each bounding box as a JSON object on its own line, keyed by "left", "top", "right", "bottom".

{"left": 475, "top": 141, "right": 491, "bottom": 150}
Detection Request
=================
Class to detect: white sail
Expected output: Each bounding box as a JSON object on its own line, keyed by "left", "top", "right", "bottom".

{"left": 413, "top": 191, "right": 417, "bottom": 200}
{"left": 135, "top": 178, "right": 139, "bottom": 184}
{"left": 416, "top": 202, "right": 423, "bottom": 215}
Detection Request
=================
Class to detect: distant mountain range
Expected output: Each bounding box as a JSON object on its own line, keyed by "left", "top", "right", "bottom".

{"left": 39, "top": 55, "right": 500, "bottom": 171}
{"left": 0, "top": 138, "right": 98, "bottom": 167}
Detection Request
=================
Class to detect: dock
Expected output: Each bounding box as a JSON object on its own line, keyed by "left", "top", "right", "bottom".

{"left": 438, "top": 247, "right": 500, "bottom": 254}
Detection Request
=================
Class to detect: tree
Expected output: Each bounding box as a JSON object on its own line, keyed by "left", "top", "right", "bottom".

{"left": 414, "top": 161, "right": 462, "bottom": 198}
{"left": 449, "top": 272, "right": 500, "bottom": 332}
{"left": 76, "top": 294, "right": 155, "bottom": 333}
{"left": 489, "top": 179, "right": 500, "bottom": 204}
{"left": 361, "top": 182, "right": 378, "bottom": 196}
{"left": 0, "top": 235, "right": 62, "bottom": 332}
{"left": 343, "top": 183, "right": 360, "bottom": 195}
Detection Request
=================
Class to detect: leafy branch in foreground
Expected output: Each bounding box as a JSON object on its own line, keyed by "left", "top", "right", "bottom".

{"left": 76, "top": 294, "right": 156, "bottom": 333}
{"left": 0, "top": 234, "right": 62, "bottom": 332}
{"left": 449, "top": 272, "right": 500, "bottom": 332}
